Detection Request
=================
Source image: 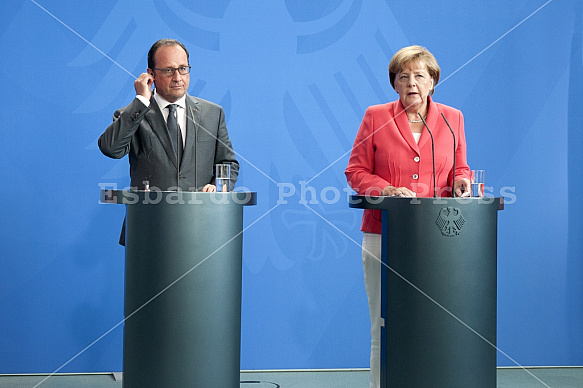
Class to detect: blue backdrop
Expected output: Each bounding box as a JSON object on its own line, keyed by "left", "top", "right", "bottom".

{"left": 1, "top": 0, "right": 582, "bottom": 375}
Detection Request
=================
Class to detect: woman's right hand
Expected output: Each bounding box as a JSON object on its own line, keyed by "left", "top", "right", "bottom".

{"left": 382, "top": 185, "right": 417, "bottom": 197}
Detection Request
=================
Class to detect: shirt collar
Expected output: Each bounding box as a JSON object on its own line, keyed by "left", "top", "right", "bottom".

{"left": 153, "top": 90, "right": 186, "bottom": 110}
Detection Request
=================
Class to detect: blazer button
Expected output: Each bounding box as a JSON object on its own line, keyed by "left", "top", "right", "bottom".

{"left": 412, "top": 174, "right": 419, "bottom": 179}
{"left": 414, "top": 156, "right": 420, "bottom": 162}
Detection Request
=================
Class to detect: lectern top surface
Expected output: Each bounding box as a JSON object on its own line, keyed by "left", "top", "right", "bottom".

{"left": 348, "top": 195, "right": 503, "bottom": 210}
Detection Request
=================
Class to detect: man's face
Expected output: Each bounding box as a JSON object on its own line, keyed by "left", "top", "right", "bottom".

{"left": 148, "top": 45, "right": 190, "bottom": 103}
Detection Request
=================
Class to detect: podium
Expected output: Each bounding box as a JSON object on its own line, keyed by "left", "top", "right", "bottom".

{"left": 101, "top": 190, "right": 257, "bottom": 388}
{"left": 350, "top": 196, "right": 503, "bottom": 388}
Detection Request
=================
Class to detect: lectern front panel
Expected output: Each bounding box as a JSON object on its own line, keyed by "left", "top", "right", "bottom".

{"left": 123, "top": 192, "right": 246, "bottom": 388}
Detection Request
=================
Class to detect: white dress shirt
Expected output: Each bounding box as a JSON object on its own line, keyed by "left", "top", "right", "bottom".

{"left": 136, "top": 91, "right": 187, "bottom": 147}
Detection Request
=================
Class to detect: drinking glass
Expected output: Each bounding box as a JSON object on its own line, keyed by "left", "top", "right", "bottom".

{"left": 215, "top": 164, "right": 231, "bottom": 192}
{"left": 471, "top": 170, "right": 485, "bottom": 197}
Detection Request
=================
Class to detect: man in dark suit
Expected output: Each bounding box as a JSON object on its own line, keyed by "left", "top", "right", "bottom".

{"left": 99, "top": 39, "right": 239, "bottom": 244}
{"left": 99, "top": 39, "right": 239, "bottom": 193}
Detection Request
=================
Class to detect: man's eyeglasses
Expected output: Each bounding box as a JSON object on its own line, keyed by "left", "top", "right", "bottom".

{"left": 153, "top": 66, "right": 191, "bottom": 77}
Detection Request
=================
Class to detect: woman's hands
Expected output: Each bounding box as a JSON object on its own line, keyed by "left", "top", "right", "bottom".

{"left": 382, "top": 179, "right": 470, "bottom": 197}
{"left": 454, "top": 178, "right": 471, "bottom": 197}
{"left": 382, "top": 185, "right": 417, "bottom": 197}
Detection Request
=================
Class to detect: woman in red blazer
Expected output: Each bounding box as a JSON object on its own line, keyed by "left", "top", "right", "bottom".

{"left": 345, "top": 46, "right": 471, "bottom": 388}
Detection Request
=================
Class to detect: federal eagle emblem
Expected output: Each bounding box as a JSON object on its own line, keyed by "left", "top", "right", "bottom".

{"left": 435, "top": 206, "right": 465, "bottom": 237}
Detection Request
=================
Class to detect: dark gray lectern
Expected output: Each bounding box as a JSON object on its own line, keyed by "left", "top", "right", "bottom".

{"left": 350, "top": 196, "right": 503, "bottom": 388}
{"left": 101, "top": 190, "right": 256, "bottom": 388}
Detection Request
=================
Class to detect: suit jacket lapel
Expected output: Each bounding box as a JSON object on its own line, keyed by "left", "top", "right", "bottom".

{"left": 417, "top": 95, "right": 438, "bottom": 150}
{"left": 393, "top": 100, "right": 419, "bottom": 152}
{"left": 146, "top": 98, "right": 178, "bottom": 168}
{"left": 183, "top": 95, "right": 201, "bottom": 169}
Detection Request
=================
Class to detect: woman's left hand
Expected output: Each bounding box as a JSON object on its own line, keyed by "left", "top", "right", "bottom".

{"left": 454, "top": 178, "right": 471, "bottom": 197}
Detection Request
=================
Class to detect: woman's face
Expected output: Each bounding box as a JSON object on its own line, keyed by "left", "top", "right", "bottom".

{"left": 394, "top": 60, "right": 434, "bottom": 111}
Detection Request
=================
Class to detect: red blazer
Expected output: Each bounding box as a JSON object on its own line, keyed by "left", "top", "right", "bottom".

{"left": 345, "top": 96, "right": 470, "bottom": 234}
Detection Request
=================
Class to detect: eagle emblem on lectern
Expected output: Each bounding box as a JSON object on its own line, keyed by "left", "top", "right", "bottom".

{"left": 435, "top": 206, "right": 465, "bottom": 237}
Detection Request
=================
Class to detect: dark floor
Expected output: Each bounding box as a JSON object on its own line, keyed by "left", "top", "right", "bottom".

{"left": 0, "top": 367, "right": 582, "bottom": 387}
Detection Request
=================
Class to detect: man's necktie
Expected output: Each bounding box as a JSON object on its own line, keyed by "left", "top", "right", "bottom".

{"left": 166, "top": 104, "right": 183, "bottom": 159}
